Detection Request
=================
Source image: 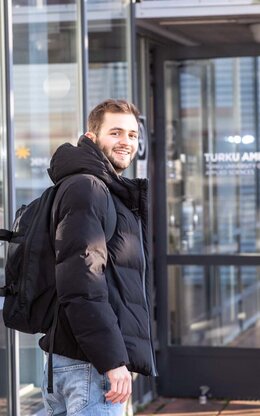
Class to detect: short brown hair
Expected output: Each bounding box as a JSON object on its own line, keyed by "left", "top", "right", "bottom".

{"left": 88, "top": 99, "right": 140, "bottom": 137}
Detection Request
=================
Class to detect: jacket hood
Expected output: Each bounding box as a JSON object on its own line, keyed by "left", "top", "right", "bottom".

{"left": 48, "top": 135, "right": 148, "bottom": 212}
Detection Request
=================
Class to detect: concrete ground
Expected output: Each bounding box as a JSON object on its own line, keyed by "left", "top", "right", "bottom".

{"left": 135, "top": 397, "right": 260, "bottom": 415}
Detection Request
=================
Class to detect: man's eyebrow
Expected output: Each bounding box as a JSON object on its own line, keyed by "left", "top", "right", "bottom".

{"left": 109, "top": 127, "right": 138, "bottom": 133}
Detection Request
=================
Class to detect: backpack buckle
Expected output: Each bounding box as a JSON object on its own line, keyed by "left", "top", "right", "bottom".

{"left": 0, "top": 229, "right": 13, "bottom": 242}
{"left": 0, "top": 283, "right": 18, "bottom": 296}
{"left": 8, "top": 283, "right": 18, "bottom": 295}
{"left": 0, "top": 286, "right": 7, "bottom": 296}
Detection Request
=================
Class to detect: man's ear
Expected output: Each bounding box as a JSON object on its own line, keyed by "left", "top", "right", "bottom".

{"left": 84, "top": 132, "right": 96, "bottom": 143}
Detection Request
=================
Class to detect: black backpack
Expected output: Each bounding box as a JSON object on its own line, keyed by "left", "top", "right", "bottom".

{"left": 0, "top": 174, "right": 116, "bottom": 391}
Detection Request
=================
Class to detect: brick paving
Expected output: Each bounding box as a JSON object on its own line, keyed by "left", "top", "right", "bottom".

{"left": 2, "top": 395, "right": 260, "bottom": 415}
{"left": 136, "top": 397, "right": 260, "bottom": 416}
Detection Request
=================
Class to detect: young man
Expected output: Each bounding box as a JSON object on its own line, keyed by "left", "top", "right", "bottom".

{"left": 40, "top": 99, "right": 157, "bottom": 415}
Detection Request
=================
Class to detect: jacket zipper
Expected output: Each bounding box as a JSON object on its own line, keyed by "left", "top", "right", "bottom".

{"left": 138, "top": 218, "right": 157, "bottom": 376}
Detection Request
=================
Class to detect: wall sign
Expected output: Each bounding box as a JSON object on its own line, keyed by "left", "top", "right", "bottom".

{"left": 136, "top": 116, "right": 148, "bottom": 178}
{"left": 204, "top": 152, "right": 260, "bottom": 176}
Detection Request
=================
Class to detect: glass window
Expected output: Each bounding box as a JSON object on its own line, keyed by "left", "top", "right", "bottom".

{"left": 12, "top": 2, "right": 82, "bottom": 413}
{"left": 166, "top": 58, "right": 260, "bottom": 255}
{"left": 87, "top": 0, "right": 134, "bottom": 179}
{"left": 13, "top": 1, "right": 81, "bottom": 205}
{"left": 168, "top": 265, "right": 260, "bottom": 348}
{"left": 88, "top": 0, "right": 132, "bottom": 109}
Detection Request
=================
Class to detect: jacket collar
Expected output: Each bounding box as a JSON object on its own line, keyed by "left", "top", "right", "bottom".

{"left": 48, "top": 136, "right": 148, "bottom": 213}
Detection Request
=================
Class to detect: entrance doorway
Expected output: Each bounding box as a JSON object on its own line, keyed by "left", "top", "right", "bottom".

{"left": 153, "top": 51, "right": 260, "bottom": 399}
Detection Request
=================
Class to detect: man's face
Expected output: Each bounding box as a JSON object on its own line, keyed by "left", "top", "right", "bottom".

{"left": 93, "top": 112, "right": 139, "bottom": 174}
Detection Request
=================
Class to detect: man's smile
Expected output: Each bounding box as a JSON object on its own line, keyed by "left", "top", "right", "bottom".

{"left": 113, "top": 148, "right": 131, "bottom": 155}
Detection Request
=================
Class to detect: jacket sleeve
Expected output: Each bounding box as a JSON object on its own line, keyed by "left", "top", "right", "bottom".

{"left": 54, "top": 175, "right": 129, "bottom": 373}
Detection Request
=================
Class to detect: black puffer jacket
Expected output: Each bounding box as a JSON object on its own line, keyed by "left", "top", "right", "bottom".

{"left": 39, "top": 136, "right": 157, "bottom": 376}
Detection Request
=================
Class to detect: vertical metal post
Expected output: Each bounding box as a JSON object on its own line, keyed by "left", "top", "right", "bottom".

{"left": 153, "top": 47, "right": 169, "bottom": 390}
{"left": 2, "top": 1, "right": 20, "bottom": 415}
{"left": 77, "top": 0, "right": 88, "bottom": 133}
{"left": 138, "top": 37, "right": 146, "bottom": 112}
{"left": 126, "top": 0, "right": 137, "bottom": 103}
{"left": 254, "top": 58, "right": 260, "bottom": 253}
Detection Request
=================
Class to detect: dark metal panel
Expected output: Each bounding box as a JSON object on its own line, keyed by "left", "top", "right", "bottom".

{"left": 159, "top": 346, "right": 260, "bottom": 399}
{"left": 167, "top": 254, "right": 260, "bottom": 265}
{"left": 159, "top": 42, "right": 260, "bottom": 61}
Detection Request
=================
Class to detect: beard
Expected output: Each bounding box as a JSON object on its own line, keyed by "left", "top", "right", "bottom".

{"left": 106, "top": 152, "right": 136, "bottom": 173}
{"left": 96, "top": 139, "right": 137, "bottom": 174}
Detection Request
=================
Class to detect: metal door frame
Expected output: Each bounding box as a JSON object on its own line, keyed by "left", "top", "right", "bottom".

{"left": 153, "top": 45, "right": 260, "bottom": 399}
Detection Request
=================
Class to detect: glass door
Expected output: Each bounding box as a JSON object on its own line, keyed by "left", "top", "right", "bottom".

{"left": 167, "top": 58, "right": 260, "bottom": 257}
{"left": 155, "top": 53, "right": 260, "bottom": 399}
{"left": 167, "top": 58, "right": 260, "bottom": 347}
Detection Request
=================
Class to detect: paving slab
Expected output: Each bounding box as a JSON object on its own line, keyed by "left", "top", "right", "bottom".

{"left": 221, "top": 400, "right": 260, "bottom": 415}
{"left": 136, "top": 398, "right": 260, "bottom": 416}
{"left": 136, "top": 397, "right": 225, "bottom": 415}
{"left": 136, "top": 397, "right": 170, "bottom": 414}
{"left": 158, "top": 398, "right": 225, "bottom": 414}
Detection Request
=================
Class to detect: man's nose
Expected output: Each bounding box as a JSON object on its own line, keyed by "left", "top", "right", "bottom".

{"left": 119, "top": 133, "right": 131, "bottom": 144}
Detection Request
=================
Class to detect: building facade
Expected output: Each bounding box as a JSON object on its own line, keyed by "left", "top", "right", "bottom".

{"left": 2, "top": 0, "right": 260, "bottom": 415}
{"left": 135, "top": 0, "right": 260, "bottom": 402}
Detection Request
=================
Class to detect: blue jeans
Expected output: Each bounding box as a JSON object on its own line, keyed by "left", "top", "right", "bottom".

{"left": 41, "top": 353, "right": 124, "bottom": 416}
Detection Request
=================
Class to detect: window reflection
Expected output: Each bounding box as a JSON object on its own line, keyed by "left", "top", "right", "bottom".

{"left": 12, "top": 2, "right": 81, "bottom": 414}
{"left": 88, "top": 0, "right": 130, "bottom": 108}
{"left": 166, "top": 57, "right": 260, "bottom": 255}
{"left": 168, "top": 265, "right": 260, "bottom": 348}
{"left": 13, "top": 1, "right": 80, "bottom": 206}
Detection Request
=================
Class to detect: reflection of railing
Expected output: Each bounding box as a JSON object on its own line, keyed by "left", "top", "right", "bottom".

{"left": 13, "top": 3, "right": 126, "bottom": 24}
{"left": 88, "top": 0, "right": 122, "bottom": 3}
{"left": 184, "top": 279, "right": 260, "bottom": 347}
{"left": 136, "top": 0, "right": 260, "bottom": 19}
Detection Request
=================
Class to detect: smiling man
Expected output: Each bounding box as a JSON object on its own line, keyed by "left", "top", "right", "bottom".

{"left": 86, "top": 110, "right": 139, "bottom": 174}
{"left": 40, "top": 99, "right": 157, "bottom": 416}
